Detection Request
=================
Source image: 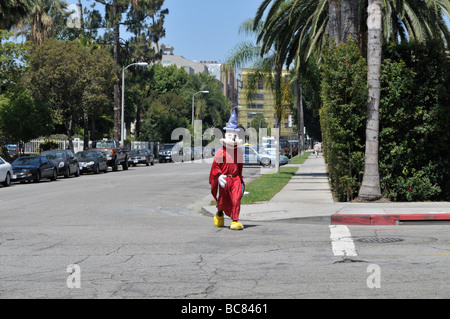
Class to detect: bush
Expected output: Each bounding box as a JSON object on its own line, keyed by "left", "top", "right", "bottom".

{"left": 320, "top": 40, "right": 367, "bottom": 201}
{"left": 38, "top": 140, "right": 59, "bottom": 152}
{"left": 379, "top": 40, "right": 449, "bottom": 201}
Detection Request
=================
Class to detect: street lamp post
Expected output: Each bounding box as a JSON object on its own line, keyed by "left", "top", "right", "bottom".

{"left": 122, "top": 62, "right": 148, "bottom": 146}
{"left": 192, "top": 91, "right": 209, "bottom": 126}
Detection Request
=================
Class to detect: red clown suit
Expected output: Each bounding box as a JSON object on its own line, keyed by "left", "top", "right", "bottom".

{"left": 209, "top": 109, "right": 245, "bottom": 230}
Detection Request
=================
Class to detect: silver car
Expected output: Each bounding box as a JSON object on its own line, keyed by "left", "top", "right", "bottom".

{"left": 0, "top": 156, "right": 13, "bottom": 187}
{"left": 239, "top": 145, "right": 289, "bottom": 167}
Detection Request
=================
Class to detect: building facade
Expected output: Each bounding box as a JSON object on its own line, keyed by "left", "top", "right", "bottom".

{"left": 238, "top": 68, "right": 293, "bottom": 139}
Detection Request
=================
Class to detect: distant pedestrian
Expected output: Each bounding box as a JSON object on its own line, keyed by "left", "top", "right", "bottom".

{"left": 314, "top": 143, "right": 320, "bottom": 158}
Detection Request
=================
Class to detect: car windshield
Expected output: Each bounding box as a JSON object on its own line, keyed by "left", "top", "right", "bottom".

{"left": 162, "top": 144, "right": 175, "bottom": 150}
{"left": 76, "top": 151, "right": 97, "bottom": 159}
{"left": 42, "top": 151, "right": 66, "bottom": 160}
{"left": 95, "top": 141, "right": 115, "bottom": 148}
{"left": 13, "top": 157, "right": 40, "bottom": 166}
{"left": 131, "top": 149, "right": 147, "bottom": 155}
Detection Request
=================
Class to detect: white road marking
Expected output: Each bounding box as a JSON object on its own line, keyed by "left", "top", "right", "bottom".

{"left": 329, "top": 225, "right": 357, "bottom": 257}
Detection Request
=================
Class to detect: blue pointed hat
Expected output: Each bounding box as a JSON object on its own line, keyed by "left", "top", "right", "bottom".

{"left": 223, "top": 109, "right": 240, "bottom": 132}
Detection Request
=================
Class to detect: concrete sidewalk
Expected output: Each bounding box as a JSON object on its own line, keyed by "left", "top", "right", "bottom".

{"left": 201, "top": 153, "right": 450, "bottom": 225}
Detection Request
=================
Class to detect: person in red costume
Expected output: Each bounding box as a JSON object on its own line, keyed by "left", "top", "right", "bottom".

{"left": 209, "top": 109, "right": 245, "bottom": 230}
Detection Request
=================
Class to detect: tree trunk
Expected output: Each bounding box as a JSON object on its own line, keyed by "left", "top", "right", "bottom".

{"left": 296, "top": 77, "right": 305, "bottom": 156}
{"left": 66, "top": 114, "right": 74, "bottom": 152}
{"left": 113, "top": 0, "right": 121, "bottom": 140}
{"left": 90, "top": 117, "right": 96, "bottom": 142}
{"left": 358, "top": 0, "right": 382, "bottom": 200}
{"left": 274, "top": 52, "right": 283, "bottom": 174}
{"left": 83, "top": 112, "right": 89, "bottom": 150}
{"left": 340, "top": 0, "right": 359, "bottom": 43}
{"left": 328, "top": 0, "right": 341, "bottom": 44}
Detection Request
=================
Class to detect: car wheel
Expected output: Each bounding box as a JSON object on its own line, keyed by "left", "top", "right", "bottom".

{"left": 51, "top": 169, "right": 57, "bottom": 181}
{"left": 261, "top": 158, "right": 271, "bottom": 167}
{"left": 122, "top": 158, "right": 128, "bottom": 170}
{"left": 2, "top": 172, "right": 11, "bottom": 187}
{"left": 112, "top": 159, "right": 118, "bottom": 171}
{"left": 34, "top": 171, "right": 41, "bottom": 183}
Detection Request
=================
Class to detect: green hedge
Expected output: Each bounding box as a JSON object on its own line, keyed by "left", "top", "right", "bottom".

{"left": 320, "top": 39, "right": 450, "bottom": 201}
{"left": 320, "top": 40, "right": 367, "bottom": 201}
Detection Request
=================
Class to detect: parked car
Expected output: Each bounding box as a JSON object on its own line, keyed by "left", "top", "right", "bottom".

{"left": 288, "top": 140, "right": 299, "bottom": 157}
{"left": 75, "top": 150, "right": 108, "bottom": 174}
{"left": 5, "top": 144, "right": 19, "bottom": 157}
{"left": 128, "top": 149, "right": 154, "bottom": 166}
{"left": 11, "top": 156, "right": 57, "bottom": 183}
{"left": 239, "top": 145, "right": 289, "bottom": 167}
{"left": 158, "top": 143, "right": 175, "bottom": 163}
{"left": 90, "top": 139, "right": 129, "bottom": 171}
{"left": 0, "top": 156, "right": 13, "bottom": 187}
{"left": 159, "top": 143, "right": 187, "bottom": 163}
{"left": 41, "top": 149, "right": 80, "bottom": 178}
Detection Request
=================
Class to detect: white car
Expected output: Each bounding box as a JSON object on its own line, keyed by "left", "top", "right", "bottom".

{"left": 0, "top": 156, "right": 13, "bottom": 187}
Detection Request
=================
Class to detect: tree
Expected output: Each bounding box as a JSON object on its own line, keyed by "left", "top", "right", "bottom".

{"left": 358, "top": 0, "right": 383, "bottom": 200}
{"left": 13, "top": 0, "right": 71, "bottom": 46}
{"left": 0, "top": 0, "right": 31, "bottom": 31}
{"left": 254, "top": 0, "right": 449, "bottom": 200}
{"left": 0, "top": 87, "right": 53, "bottom": 151}
{"left": 29, "top": 39, "right": 113, "bottom": 151}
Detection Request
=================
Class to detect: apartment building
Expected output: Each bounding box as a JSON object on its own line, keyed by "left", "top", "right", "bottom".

{"left": 238, "top": 68, "right": 293, "bottom": 139}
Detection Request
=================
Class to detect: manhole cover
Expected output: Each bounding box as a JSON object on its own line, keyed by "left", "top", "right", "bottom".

{"left": 357, "top": 237, "right": 404, "bottom": 243}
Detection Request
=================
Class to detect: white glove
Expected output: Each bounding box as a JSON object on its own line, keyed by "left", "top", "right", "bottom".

{"left": 218, "top": 174, "right": 227, "bottom": 188}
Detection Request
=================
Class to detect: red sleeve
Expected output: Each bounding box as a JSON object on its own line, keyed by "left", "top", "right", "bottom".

{"left": 209, "top": 148, "right": 224, "bottom": 201}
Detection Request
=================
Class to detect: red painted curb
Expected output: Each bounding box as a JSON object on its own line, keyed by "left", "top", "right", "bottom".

{"left": 331, "top": 213, "right": 450, "bottom": 225}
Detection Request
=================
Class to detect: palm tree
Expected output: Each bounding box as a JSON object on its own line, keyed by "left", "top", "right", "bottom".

{"left": 0, "top": 0, "right": 32, "bottom": 31}
{"left": 226, "top": 17, "right": 293, "bottom": 172}
{"left": 254, "top": 0, "right": 449, "bottom": 200}
{"left": 14, "top": 0, "right": 70, "bottom": 46}
{"left": 358, "top": 0, "right": 383, "bottom": 200}
{"left": 359, "top": 0, "right": 450, "bottom": 200}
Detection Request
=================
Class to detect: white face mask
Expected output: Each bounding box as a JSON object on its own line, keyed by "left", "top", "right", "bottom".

{"left": 220, "top": 130, "right": 243, "bottom": 148}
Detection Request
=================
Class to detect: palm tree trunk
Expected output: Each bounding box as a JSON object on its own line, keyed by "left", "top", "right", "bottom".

{"left": 328, "top": 0, "right": 341, "bottom": 43}
{"left": 296, "top": 76, "right": 305, "bottom": 156}
{"left": 358, "top": 0, "right": 382, "bottom": 200}
{"left": 274, "top": 51, "right": 283, "bottom": 174}
{"left": 340, "top": 0, "right": 359, "bottom": 42}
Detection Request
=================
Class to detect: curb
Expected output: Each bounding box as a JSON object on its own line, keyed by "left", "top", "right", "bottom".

{"left": 331, "top": 212, "right": 450, "bottom": 225}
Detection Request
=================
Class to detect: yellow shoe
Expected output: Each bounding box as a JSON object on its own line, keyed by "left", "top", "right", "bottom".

{"left": 214, "top": 212, "right": 224, "bottom": 227}
{"left": 230, "top": 221, "right": 244, "bottom": 230}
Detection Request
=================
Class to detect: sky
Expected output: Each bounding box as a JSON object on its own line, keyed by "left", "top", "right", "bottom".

{"left": 69, "top": 0, "right": 263, "bottom": 63}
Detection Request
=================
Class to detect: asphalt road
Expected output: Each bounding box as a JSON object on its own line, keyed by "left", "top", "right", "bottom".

{"left": 0, "top": 159, "right": 449, "bottom": 300}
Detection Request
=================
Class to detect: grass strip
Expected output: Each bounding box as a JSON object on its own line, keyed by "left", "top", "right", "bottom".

{"left": 241, "top": 166, "right": 299, "bottom": 205}
{"left": 288, "top": 152, "right": 311, "bottom": 164}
